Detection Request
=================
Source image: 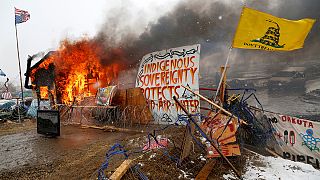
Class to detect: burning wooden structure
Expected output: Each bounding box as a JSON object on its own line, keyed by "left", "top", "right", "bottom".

{"left": 24, "top": 40, "right": 120, "bottom": 106}
{"left": 24, "top": 41, "right": 152, "bottom": 125}
{"left": 25, "top": 51, "right": 104, "bottom": 105}
{"left": 24, "top": 51, "right": 56, "bottom": 107}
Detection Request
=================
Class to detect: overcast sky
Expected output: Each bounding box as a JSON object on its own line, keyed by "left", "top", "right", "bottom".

{"left": 0, "top": 0, "right": 180, "bottom": 85}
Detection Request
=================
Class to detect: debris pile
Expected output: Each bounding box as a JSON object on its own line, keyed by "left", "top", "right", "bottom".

{"left": 94, "top": 87, "right": 271, "bottom": 179}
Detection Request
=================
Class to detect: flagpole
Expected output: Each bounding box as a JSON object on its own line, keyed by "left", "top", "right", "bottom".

{"left": 14, "top": 18, "right": 24, "bottom": 122}
{"left": 14, "top": 22, "right": 24, "bottom": 101}
{"left": 213, "top": 47, "right": 232, "bottom": 103}
{"left": 213, "top": 5, "right": 246, "bottom": 103}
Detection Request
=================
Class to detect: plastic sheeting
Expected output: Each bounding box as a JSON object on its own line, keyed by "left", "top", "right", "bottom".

{"left": 0, "top": 100, "right": 16, "bottom": 110}
{"left": 27, "top": 99, "right": 50, "bottom": 117}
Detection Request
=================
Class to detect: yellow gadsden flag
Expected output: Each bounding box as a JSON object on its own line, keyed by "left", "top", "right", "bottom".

{"left": 232, "top": 7, "right": 315, "bottom": 51}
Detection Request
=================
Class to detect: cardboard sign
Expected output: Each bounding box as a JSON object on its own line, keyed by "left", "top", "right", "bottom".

{"left": 207, "top": 144, "right": 241, "bottom": 157}
{"left": 267, "top": 113, "right": 320, "bottom": 168}
{"left": 136, "top": 44, "right": 200, "bottom": 123}
{"left": 96, "top": 86, "right": 117, "bottom": 106}
{"left": 201, "top": 112, "right": 241, "bottom": 158}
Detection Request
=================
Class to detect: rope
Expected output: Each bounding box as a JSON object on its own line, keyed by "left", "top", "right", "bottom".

{"left": 130, "top": 164, "right": 148, "bottom": 180}
{"left": 97, "top": 143, "right": 129, "bottom": 180}
{"left": 97, "top": 115, "right": 187, "bottom": 179}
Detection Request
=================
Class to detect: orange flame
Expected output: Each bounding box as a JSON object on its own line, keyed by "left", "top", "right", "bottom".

{"left": 31, "top": 38, "right": 122, "bottom": 104}
{"left": 39, "top": 86, "right": 49, "bottom": 99}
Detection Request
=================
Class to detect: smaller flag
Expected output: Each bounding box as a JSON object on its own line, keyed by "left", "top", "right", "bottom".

{"left": 15, "top": 7, "right": 30, "bottom": 24}
{"left": 0, "top": 69, "right": 6, "bottom": 77}
{"left": 232, "top": 7, "right": 316, "bottom": 51}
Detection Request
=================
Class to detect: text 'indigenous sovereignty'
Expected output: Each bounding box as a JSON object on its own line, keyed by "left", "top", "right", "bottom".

{"left": 232, "top": 7, "right": 315, "bottom": 51}
{"left": 136, "top": 44, "right": 200, "bottom": 123}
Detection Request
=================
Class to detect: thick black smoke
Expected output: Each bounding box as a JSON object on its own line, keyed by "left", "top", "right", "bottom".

{"left": 95, "top": 1, "right": 241, "bottom": 66}
{"left": 95, "top": 0, "right": 320, "bottom": 81}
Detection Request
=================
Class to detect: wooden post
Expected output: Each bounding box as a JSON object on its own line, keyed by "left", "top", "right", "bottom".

{"left": 213, "top": 48, "right": 233, "bottom": 102}
{"left": 219, "top": 66, "right": 229, "bottom": 105}
{"left": 173, "top": 96, "right": 241, "bottom": 179}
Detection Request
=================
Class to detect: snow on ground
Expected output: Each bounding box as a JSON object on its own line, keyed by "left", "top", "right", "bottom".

{"left": 224, "top": 153, "right": 320, "bottom": 180}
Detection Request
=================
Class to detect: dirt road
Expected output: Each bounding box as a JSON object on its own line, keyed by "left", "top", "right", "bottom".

{"left": 0, "top": 120, "right": 141, "bottom": 179}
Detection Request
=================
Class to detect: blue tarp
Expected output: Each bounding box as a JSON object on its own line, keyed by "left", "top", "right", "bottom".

{"left": 0, "top": 100, "right": 16, "bottom": 110}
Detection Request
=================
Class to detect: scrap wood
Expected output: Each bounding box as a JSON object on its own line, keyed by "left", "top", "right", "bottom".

{"left": 109, "top": 159, "right": 134, "bottom": 180}
{"left": 243, "top": 147, "right": 278, "bottom": 158}
{"left": 195, "top": 159, "right": 217, "bottom": 180}
{"left": 265, "top": 148, "right": 280, "bottom": 157}
{"left": 81, "top": 125, "right": 105, "bottom": 130}
{"left": 81, "top": 124, "right": 142, "bottom": 133}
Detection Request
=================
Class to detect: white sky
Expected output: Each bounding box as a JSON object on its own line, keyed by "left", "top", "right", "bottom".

{"left": 0, "top": 0, "right": 180, "bottom": 85}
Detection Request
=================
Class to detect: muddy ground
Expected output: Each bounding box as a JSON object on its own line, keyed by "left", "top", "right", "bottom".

{"left": 0, "top": 120, "right": 142, "bottom": 179}
{"left": 0, "top": 119, "right": 249, "bottom": 180}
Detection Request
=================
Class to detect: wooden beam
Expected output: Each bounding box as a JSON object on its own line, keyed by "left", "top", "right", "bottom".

{"left": 265, "top": 148, "right": 280, "bottom": 157}
{"left": 81, "top": 125, "right": 142, "bottom": 133}
{"left": 109, "top": 159, "right": 134, "bottom": 180}
{"left": 195, "top": 159, "right": 217, "bottom": 180}
{"left": 219, "top": 66, "right": 229, "bottom": 105}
